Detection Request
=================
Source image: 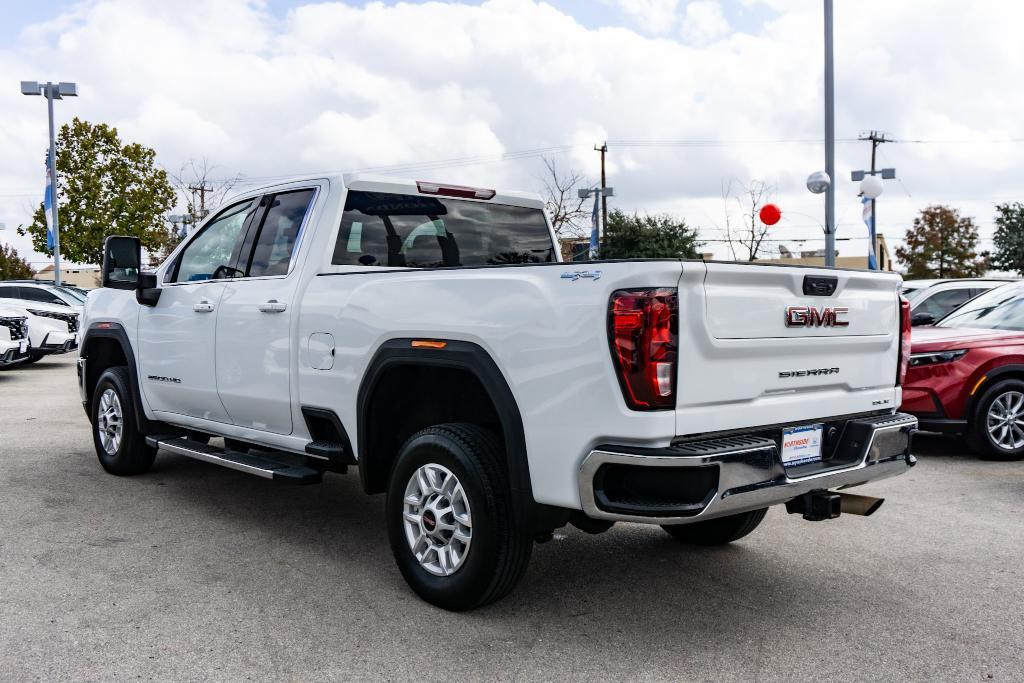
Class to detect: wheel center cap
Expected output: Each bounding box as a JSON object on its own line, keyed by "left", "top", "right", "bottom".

{"left": 422, "top": 510, "right": 437, "bottom": 532}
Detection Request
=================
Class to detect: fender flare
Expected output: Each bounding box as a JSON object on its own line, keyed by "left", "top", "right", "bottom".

{"left": 80, "top": 322, "right": 156, "bottom": 433}
{"left": 356, "top": 338, "right": 534, "bottom": 520}
{"left": 964, "top": 364, "right": 1024, "bottom": 422}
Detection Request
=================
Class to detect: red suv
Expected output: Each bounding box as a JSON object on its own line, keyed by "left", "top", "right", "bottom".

{"left": 901, "top": 281, "right": 1024, "bottom": 460}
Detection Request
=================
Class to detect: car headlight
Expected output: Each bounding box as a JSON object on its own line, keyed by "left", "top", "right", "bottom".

{"left": 909, "top": 349, "right": 968, "bottom": 367}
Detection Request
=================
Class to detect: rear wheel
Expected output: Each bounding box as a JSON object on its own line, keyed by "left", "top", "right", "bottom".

{"left": 660, "top": 508, "right": 767, "bottom": 546}
{"left": 386, "top": 423, "right": 532, "bottom": 611}
{"left": 91, "top": 367, "right": 157, "bottom": 475}
{"left": 968, "top": 380, "right": 1024, "bottom": 460}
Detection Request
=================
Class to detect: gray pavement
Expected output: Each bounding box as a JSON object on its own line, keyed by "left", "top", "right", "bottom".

{"left": 1, "top": 354, "right": 1023, "bottom": 681}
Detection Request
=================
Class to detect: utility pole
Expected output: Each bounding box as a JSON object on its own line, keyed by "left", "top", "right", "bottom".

{"left": 595, "top": 142, "right": 608, "bottom": 235}
{"left": 187, "top": 182, "right": 212, "bottom": 226}
{"left": 851, "top": 131, "right": 895, "bottom": 270}
{"left": 860, "top": 130, "right": 891, "bottom": 232}
{"left": 823, "top": 0, "right": 836, "bottom": 267}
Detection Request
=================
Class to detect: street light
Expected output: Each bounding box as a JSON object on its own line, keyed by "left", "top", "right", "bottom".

{"left": 21, "top": 80, "right": 78, "bottom": 286}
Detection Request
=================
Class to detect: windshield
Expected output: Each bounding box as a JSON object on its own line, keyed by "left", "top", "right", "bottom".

{"left": 937, "top": 283, "right": 1024, "bottom": 330}
{"left": 58, "top": 287, "right": 87, "bottom": 303}
{"left": 902, "top": 287, "right": 923, "bottom": 302}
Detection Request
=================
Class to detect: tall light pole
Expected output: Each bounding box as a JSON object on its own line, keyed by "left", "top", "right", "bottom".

{"left": 823, "top": 0, "right": 836, "bottom": 267}
{"left": 21, "top": 80, "right": 78, "bottom": 286}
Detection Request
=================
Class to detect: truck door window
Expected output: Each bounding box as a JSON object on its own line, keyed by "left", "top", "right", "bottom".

{"left": 332, "top": 190, "right": 554, "bottom": 268}
{"left": 173, "top": 199, "right": 257, "bottom": 283}
{"left": 245, "top": 189, "right": 315, "bottom": 277}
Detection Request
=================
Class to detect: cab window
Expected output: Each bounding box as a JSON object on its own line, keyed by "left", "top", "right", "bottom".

{"left": 173, "top": 199, "right": 256, "bottom": 283}
{"left": 244, "top": 190, "right": 315, "bottom": 277}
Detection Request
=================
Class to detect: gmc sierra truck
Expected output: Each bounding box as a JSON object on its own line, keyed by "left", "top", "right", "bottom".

{"left": 79, "top": 174, "right": 917, "bottom": 610}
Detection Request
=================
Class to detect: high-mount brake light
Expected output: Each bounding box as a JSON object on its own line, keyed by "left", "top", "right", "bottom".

{"left": 608, "top": 288, "right": 678, "bottom": 410}
{"left": 416, "top": 181, "right": 496, "bottom": 200}
{"left": 897, "top": 295, "right": 911, "bottom": 386}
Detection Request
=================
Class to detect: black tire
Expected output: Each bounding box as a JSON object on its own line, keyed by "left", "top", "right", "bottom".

{"left": 967, "top": 379, "right": 1024, "bottom": 461}
{"left": 660, "top": 508, "right": 768, "bottom": 546}
{"left": 386, "top": 423, "right": 532, "bottom": 611}
{"left": 90, "top": 366, "right": 157, "bottom": 475}
{"left": 23, "top": 352, "right": 42, "bottom": 364}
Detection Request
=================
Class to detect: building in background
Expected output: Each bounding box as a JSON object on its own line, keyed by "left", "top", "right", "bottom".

{"left": 761, "top": 234, "right": 894, "bottom": 271}
{"left": 561, "top": 234, "right": 894, "bottom": 271}
{"left": 33, "top": 264, "right": 101, "bottom": 288}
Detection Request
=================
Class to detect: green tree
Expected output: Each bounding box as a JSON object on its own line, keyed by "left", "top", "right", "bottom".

{"left": 600, "top": 210, "right": 702, "bottom": 259}
{"left": 991, "top": 202, "right": 1024, "bottom": 275}
{"left": 18, "top": 118, "right": 176, "bottom": 265}
{"left": 895, "top": 205, "right": 988, "bottom": 278}
{"left": 0, "top": 243, "right": 34, "bottom": 279}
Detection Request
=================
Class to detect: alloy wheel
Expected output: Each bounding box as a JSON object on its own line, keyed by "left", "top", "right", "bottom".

{"left": 986, "top": 390, "right": 1024, "bottom": 451}
{"left": 96, "top": 388, "right": 124, "bottom": 455}
{"left": 402, "top": 463, "right": 473, "bottom": 576}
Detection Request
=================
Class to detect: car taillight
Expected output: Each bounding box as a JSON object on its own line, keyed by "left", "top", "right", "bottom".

{"left": 608, "top": 288, "right": 678, "bottom": 410}
{"left": 897, "top": 295, "right": 911, "bottom": 386}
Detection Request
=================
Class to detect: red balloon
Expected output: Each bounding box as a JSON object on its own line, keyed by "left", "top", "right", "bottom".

{"left": 759, "top": 203, "right": 782, "bottom": 226}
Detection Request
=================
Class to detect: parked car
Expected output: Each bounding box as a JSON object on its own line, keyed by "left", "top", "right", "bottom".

{"left": 0, "top": 299, "right": 79, "bottom": 364}
{"left": 0, "top": 307, "right": 31, "bottom": 368}
{"left": 901, "top": 280, "right": 1024, "bottom": 459}
{"left": 79, "top": 174, "right": 917, "bottom": 610}
{"left": 0, "top": 280, "right": 86, "bottom": 312}
{"left": 901, "top": 278, "right": 1013, "bottom": 326}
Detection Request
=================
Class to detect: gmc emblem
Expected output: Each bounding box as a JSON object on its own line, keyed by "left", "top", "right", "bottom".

{"left": 785, "top": 305, "right": 849, "bottom": 327}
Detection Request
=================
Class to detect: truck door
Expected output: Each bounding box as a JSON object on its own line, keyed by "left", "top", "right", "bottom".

{"left": 138, "top": 198, "right": 259, "bottom": 423}
{"left": 214, "top": 187, "right": 317, "bottom": 435}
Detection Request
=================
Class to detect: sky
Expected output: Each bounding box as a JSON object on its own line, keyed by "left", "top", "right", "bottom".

{"left": 1, "top": 0, "right": 1023, "bottom": 267}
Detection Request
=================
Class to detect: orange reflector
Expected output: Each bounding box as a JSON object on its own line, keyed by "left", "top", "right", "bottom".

{"left": 970, "top": 375, "right": 987, "bottom": 396}
{"left": 411, "top": 340, "right": 447, "bottom": 349}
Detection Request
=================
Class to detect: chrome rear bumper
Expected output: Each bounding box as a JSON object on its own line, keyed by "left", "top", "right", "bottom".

{"left": 579, "top": 413, "right": 917, "bottom": 525}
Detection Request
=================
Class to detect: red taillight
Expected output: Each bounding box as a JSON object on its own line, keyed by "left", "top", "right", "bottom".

{"left": 608, "top": 288, "right": 678, "bottom": 410}
{"left": 416, "top": 181, "right": 496, "bottom": 200}
{"left": 897, "top": 295, "right": 911, "bottom": 386}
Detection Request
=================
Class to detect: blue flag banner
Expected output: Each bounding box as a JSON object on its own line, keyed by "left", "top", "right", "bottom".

{"left": 862, "top": 196, "right": 877, "bottom": 270}
{"left": 588, "top": 191, "right": 600, "bottom": 259}
{"left": 44, "top": 150, "right": 55, "bottom": 251}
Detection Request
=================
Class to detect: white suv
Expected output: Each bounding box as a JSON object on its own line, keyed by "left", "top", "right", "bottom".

{"left": 0, "top": 307, "right": 31, "bottom": 368}
{"left": 0, "top": 281, "right": 86, "bottom": 312}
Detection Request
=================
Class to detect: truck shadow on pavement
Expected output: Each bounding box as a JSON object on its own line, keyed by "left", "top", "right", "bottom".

{"left": 127, "top": 450, "right": 951, "bottom": 671}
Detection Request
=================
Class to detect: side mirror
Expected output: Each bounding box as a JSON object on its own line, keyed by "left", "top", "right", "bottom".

{"left": 101, "top": 236, "right": 142, "bottom": 290}
{"left": 911, "top": 312, "right": 936, "bottom": 326}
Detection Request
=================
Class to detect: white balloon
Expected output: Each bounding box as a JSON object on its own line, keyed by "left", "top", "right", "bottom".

{"left": 806, "top": 171, "right": 831, "bottom": 194}
{"left": 860, "top": 174, "right": 884, "bottom": 199}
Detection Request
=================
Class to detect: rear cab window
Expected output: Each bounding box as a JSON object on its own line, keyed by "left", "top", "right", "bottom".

{"left": 331, "top": 191, "right": 555, "bottom": 268}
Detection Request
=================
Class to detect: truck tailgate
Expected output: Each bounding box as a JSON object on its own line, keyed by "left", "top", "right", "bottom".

{"left": 675, "top": 262, "right": 902, "bottom": 436}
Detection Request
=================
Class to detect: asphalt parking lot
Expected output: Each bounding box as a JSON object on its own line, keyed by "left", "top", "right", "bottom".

{"left": 2, "top": 355, "right": 1023, "bottom": 681}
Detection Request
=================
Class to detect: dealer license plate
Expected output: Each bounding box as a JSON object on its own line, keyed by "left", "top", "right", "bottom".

{"left": 781, "top": 424, "right": 823, "bottom": 467}
{"left": 19, "top": 340, "right": 27, "bottom": 353}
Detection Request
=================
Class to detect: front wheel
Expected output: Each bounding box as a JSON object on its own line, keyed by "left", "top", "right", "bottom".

{"left": 661, "top": 508, "right": 767, "bottom": 546}
{"left": 91, "top": 366, "right": 157, "bottom": 475}
{"left": 386, "top": 423, "right": 532, "bottom": 611}
{"left": 968, "top": 380, "right": 1024, "bottom": 460}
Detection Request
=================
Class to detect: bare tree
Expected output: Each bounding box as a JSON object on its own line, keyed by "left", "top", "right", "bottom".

{"left": 717, "top": 178, "right": 777, "bottom": 261}
{"left": 170, "top": 158, "right": 242, "bottom": 230}
{"left": 539, "top": 157, "right": 592, "bottom": 239}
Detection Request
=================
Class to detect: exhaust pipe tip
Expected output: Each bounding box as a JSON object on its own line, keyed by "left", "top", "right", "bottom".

{"left": 838, "top": 492, "right": 885, "bottom": 516}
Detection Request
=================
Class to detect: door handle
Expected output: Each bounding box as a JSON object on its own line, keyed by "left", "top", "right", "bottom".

{"left": 259, "top": 300, "right": 287, "bottom": 314}
{"left": 193, "top": 300, "right": 215, "bottom": 313}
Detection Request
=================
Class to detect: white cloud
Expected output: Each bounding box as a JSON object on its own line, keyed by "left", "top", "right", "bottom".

{"left": 611, "top": 0, "right": 681, "bottom": 35}
{"left": 0, "top": 0, "right": 1023, "bottom": 265}
{"left": 681, "top": 0, "right": 729, "bottom": 44}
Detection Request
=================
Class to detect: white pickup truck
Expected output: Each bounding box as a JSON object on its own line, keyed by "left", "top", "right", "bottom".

{"left": 79, "top": 174, "right": 917, "bottom": 610}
